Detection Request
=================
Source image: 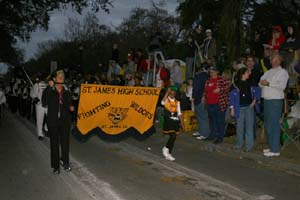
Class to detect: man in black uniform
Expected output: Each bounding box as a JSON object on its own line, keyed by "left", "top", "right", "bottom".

{"left": 42, "top": 70, "right": 74, "bottom": 174}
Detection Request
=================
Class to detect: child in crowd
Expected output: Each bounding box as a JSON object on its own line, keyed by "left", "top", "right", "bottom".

{"left": 161, "top": 86, "right": 185, "bottom": 161}
{"left": 181, "top": 78, "right": 193, "bottom": 111}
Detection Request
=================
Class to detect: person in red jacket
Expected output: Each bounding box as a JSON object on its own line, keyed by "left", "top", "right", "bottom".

{"left": 203, "top": 66, "right": 230, "bottom": 144}
{"left": 269, "top": 25, "right": 285, "bottom": 53}
{"left": 155, "top": 62, "right": 171, "bottom": 88}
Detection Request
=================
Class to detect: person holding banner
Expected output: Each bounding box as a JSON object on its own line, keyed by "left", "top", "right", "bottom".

{"left": 161, "top": 86, "right": 185, "bottom": 161}
{"left": 42, "top": 70, "right": 74, "bottom": 174}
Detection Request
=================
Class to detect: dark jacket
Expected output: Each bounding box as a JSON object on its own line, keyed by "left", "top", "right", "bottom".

{"left": 192, "top": 71, "right": 209, "bottom": 105}
{"left": 248, "top": 68, "right": 262, "bottom": 87}
{"left": 42, "top": 85, "right": 72, "bottom": 126}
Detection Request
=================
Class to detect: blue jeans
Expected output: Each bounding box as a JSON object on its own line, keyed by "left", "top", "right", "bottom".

{"left": 207, "top": 104, "right": 225, "bottom": 142}
{"left": 235, "top": 106, "right": 254, "bottom": 151}
{"left": 264, "top": 99, "right": 283, "bottom": 153}
{"left": 194, "top": 103, "right": 210, "bottom": 137}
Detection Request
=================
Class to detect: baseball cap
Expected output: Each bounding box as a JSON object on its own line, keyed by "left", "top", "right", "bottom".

{"left": 205, "top": 29, "right": 212, "bottom": 33}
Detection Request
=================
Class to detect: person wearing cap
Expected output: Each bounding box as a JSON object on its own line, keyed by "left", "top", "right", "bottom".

{"left": 42, "top": 70, "right": 74, "bottom": 174}
{"left": 203, "top": 66, "right": 230, "bottom": 144}
{"left": 259, "top": 53, "right": 289, "bottom": 157}
{"left": 202, "top": 29, "right": 217, "bottom": 63}
{"left": 191, "top": 65, "right": 210, "bottom": 139}
{"left": 30, "top": 74, "right": 48, "bottom": 140}
{"left": 268, "top": 25, "right": 285, "bottom": 53}
{"left": 161, "top": 86, "right": 185, "bottom": 161}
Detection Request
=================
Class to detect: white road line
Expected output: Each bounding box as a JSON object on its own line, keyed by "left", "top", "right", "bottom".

{"left": 16, "top": 115, "right": 124, "bottom": 200}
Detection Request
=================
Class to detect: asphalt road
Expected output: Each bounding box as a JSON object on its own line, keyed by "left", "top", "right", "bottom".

{"left": 1, "top": 112, "right": 299, "bottom": 200}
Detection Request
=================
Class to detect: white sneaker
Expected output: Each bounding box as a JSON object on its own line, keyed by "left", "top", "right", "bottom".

{"left": 165, "top": 154, "right": 175, "bottom": 161}
{"left": 263, "top": 152, "right": 280, "bottom": 157}
{"left": 263, "top": 149, "right": 270, "bottom": 153}
{"left": 196, "top": 136, "right": 206, "bottom": 140}
{"left": 192, "top": 132, "right": 200, "bottom": 137}
{"left": 162, "top": 147, "right": 169, "bottom": 158}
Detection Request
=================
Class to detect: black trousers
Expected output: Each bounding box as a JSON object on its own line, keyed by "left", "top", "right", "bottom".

{"left": 166, "top": 133, "right": 177, "bottom": 153}
{"left": 49, "top": 122, "right": 70, "bottom": 169}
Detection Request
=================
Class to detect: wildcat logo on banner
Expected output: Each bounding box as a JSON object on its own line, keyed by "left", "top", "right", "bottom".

{"left": 77, "top": 84, "right": 161, "bottom": 135}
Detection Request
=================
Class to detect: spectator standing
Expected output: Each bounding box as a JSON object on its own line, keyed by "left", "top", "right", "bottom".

{"left": 107, "top": 60, "right": 122, "bottom": 82}
{"left": 192, "top": 66, "right": 210, "bottom": 139}
{"left": 229, "top": 67, "right": 260, "bottom": 152}
{"left": 186, "top": 36, "right": 196, "bottom": 80}
{"left": 155, "top": 62, "right": 170, "bottom": 88}
{"left": 246, "top": 55, "right": 263, "bottom": 138}
{"left": 204, "top": 66, "right": 230, "bottom": 144}
{"left": 202, "top": 29, "right": 217, "bottom": 63}
{"left": 269, "top": 25, "right": 286, "bottom": 53}
{"left": 246, "top": 55, "right": 262, "bottom": 87}
{"left": 170, "top": 61, "right": 183, "bottom": 90}
{"left": 259, "top": 54, "right": 289, "bottom": 157}
{"left": 260, "top": 45, "right": 272, "bottom": 73}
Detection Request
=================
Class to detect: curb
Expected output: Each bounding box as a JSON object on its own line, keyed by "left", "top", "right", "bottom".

{"left": 189, "top": 136, "right": 300, "bottom": 175}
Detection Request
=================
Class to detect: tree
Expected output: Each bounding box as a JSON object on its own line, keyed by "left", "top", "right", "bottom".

{"left": 218, "top": 0, "right": 241, "bottom": 63}
{"left": 26, "top": 12, "right": 116, "bottom": 74}
{"left": 117, "top": 1, "right": 181, "bottom": 58}
{"left": 176, "top": 0, "right": 223, "bottom": 30}
{"left": 0, "top": 0, "right": 112, "bottom": 64}
{"left": 177, "top": 0, "right": 300, "bottom": 65}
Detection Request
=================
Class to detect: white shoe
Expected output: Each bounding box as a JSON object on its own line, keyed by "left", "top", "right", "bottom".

{"left": 192, "top": 132, "right": 200, "bottom": 137}
{"left": 263, "top": 149, "right": 270, "bottom": 153}
{"left": 162, "top": 147, "right": 169, "bottom": 158}
{"left": 264, "top": 152, "right": 280, "bottom": 157}
{"left": 196, "top": 136, "right": 206, "bottom": 140}
{"left": 165, "top": 154, "right": 175, "bottom": 161}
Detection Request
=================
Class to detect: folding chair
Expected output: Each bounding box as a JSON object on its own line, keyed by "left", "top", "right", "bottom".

{"left": 281, "top": 119, "right": 300, "bottom": 153}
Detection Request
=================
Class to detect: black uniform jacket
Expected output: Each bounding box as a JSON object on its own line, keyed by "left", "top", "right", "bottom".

{"left": 42, "top": 85, "right": 72, "bottom": 126}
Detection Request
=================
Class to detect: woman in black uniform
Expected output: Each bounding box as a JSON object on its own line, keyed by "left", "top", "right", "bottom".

{"left": 42, "top": 70, "right": 74, "bottom": 174}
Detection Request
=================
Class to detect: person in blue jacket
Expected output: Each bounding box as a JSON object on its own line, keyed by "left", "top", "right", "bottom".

{"left": 229, "top": 67, "right": 261, "bottom": 152}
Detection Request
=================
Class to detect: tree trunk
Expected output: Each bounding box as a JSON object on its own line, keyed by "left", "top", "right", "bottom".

{"left": 218, "top": 0, "right": 241, "bottom": 65}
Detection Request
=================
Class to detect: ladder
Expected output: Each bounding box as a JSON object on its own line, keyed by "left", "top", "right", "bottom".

{"left": 146, "top": 51, "right": 166, "bottom": 86}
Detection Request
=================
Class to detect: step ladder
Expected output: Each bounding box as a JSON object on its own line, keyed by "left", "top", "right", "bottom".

{"left": 145, "top": 51, "right": 166, "bottom": 86}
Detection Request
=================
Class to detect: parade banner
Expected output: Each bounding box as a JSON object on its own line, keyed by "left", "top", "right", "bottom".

{"left": 76, "top": 84, "right": 161, "bottom": 136}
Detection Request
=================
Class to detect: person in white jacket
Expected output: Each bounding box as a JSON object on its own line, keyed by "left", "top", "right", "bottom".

{"left": 259, "top": 53, "right": 289, "bottom": 157}
{"left": 30, "top": 76, "right": 48, "bottom": 140}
